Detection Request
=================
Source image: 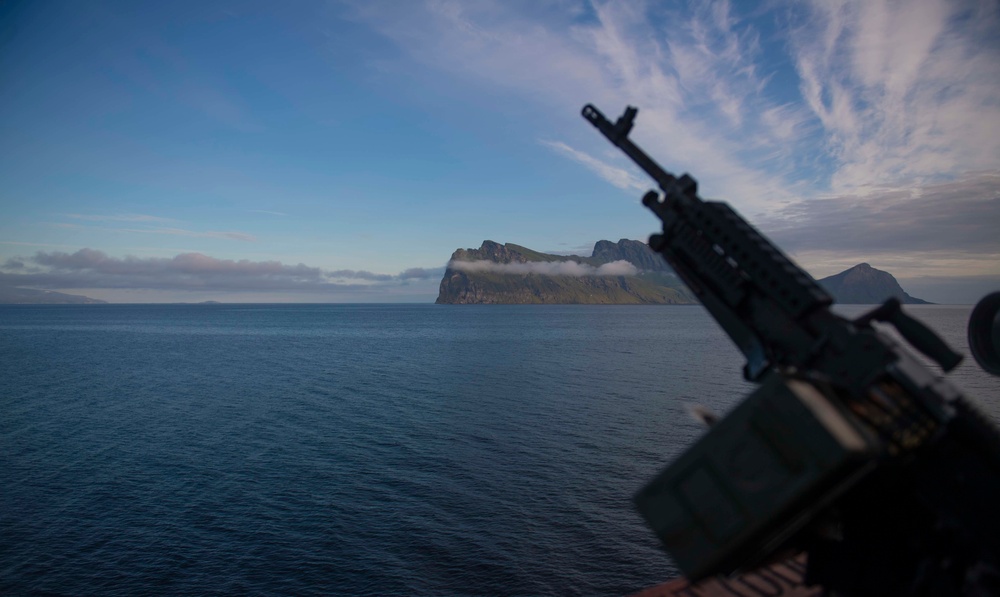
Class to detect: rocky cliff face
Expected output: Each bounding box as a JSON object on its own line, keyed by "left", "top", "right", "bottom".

{"left": 449, "top": 240, "right": 528, "bottom": 265}
{"left": 436, "top": 240, "right": 691, "bottom": 304}
{"left": 591, "top": 239, "right": 672, "bottom": 272}
{"left": 451, "top": 240, "right": 561, "bottom": 264}
{"left": 818, "top": 263, "right": 930, "bottom": 304}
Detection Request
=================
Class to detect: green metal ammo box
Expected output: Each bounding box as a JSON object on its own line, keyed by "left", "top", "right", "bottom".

{"left": 634, "top": 375, "right": 879, "bottom": 580}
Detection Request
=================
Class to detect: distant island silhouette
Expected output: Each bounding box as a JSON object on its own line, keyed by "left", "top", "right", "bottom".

{"left": 0, "top": 286, "right": 107, "bottom": 304}
{"left": 817, "top": 263, "right": 930, "bottom": 304}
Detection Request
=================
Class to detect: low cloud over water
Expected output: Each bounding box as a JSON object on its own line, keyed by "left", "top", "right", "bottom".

{"left": 449, "top": 259, "right": 639, "bottom": 277}
{"left": 0, "top": 249, "right": 445, "bottom": 299}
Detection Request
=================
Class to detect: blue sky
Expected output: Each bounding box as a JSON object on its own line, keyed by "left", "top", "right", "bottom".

{"left": 1, "top": 0, "right": 998, "bottom": 303}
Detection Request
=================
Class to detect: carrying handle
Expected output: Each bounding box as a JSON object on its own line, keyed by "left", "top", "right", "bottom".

{"left": 856, "top": 298, "right": 963, "bottom": 371}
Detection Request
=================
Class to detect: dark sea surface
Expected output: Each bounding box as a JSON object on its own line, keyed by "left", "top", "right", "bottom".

{"left": 2, "top": 304, "right": 998, "bottom": 596}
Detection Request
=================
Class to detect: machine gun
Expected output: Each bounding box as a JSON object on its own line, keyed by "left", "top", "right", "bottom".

{"left": 582, "top": 104, "right": 1000, "bottom": 595}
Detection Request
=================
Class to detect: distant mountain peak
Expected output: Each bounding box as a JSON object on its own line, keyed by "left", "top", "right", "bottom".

{"left": 818, "top": 263, "right": 930, "bottom": 304}
{"left": 590, "top": 239, "right": 672, "bottom": 273}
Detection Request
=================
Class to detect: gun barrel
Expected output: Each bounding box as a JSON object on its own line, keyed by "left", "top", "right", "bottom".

{"left": 581, "top": 104, "right": 678, "bottom": 192}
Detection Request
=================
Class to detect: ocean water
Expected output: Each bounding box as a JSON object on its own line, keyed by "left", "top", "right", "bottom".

{"left": 1, "top": 304, "right": 998, "bottom": 596}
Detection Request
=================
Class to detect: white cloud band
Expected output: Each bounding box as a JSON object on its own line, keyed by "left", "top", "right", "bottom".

{"left": 449, "top": 259, "right": 638, "bottom": 277}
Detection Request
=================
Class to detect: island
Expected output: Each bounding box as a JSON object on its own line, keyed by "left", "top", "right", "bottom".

{"left": 436, "top": 240, "right": 696, "bottom": 304}
{"left": 0, "top": 286, "right": 107, "bottom": 304}
{"left": 817, "top": 263, "right": 930, "bottom": 304}
{"left": 436, "top": 241, "right": 930, "bottom": 305}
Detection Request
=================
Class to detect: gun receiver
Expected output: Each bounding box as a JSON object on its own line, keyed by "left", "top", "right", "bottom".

{"left": 583, "top": 104, "right": 1000, "bottom": 593}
